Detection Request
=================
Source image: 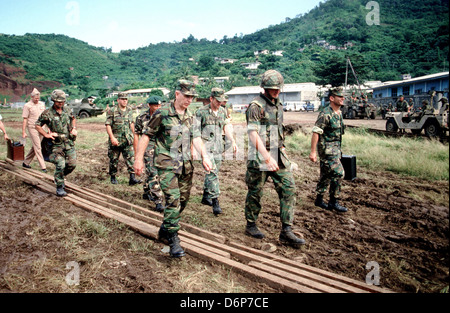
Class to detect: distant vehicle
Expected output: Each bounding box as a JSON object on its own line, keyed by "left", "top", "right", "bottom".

{"left": 67, "top": 98, "right": 104, "bottom": 119}
{"left": 283, "top": 102, "right": 305, "bottom": 112}
{"left": 385, "top": 100, "right": 448, "bottom": 137}
{"left": 232, "top": 104, "right": 249, "bottom": 113}
{"left": 305, "top": 102, "right": 315, "bottom": 112}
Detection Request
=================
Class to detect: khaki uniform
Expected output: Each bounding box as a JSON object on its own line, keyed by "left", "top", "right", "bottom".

{"left": 23, "top": 100, "right": 46, "bottom": 169}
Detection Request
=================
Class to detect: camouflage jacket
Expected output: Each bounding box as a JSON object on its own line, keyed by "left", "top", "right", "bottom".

{"left": 36, "top": 106, "right": 76, "bottom": 149}
{"left": 143, "top": 102, "right": 195, "bottom": 174}
{"left": 313, "top": 105, "right": 345, "bottom": 159}
{"left": 105, "top": 105, "right": 134, "bottom": 146}
{"left": 135, "top": 109, "right": 156, "bottom": 151}
{"left": 193, "top": 104, "right": 229, "bottom": 155}
{"left": 396, "top": 100, "right": 409, "bottom": 112}
{"left": 246, "top": 93, "right": 290, "bottom": 168}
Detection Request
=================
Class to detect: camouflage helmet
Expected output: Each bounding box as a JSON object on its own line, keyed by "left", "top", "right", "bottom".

{"left": 51, "top": 90, "right": 66, "bottom": 102}
{"left": 260, "top": 70, "right": 284, "bottom": 90}
{"left": 211, "top": 87, "right": 228, "bottom": 102}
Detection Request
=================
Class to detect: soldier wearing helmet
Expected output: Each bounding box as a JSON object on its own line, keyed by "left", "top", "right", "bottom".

{"left": 244, "top": 69, "right": 306, "bottom": 248}
{"left": 35, "top": 90, "right": 77, "bottom": 197}
{"left": 134, "top": 79, "right": 213, "bottom": 258}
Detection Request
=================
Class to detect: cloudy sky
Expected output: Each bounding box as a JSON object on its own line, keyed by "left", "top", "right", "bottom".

{"left": 1, "top": 0, "right": 323, "bottom": 52}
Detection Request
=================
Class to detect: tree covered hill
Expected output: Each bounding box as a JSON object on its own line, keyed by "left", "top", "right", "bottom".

{"left": 0, "top": 0, "right": 448, "bottom": 100}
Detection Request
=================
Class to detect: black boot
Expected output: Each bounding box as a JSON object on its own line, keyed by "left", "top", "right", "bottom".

{"left": 328, "top": 198, "right": 348, "bottom": 213}
{"left": 56, "top": 186, "right": 67, "bottom": 197}
{"left": 211, "top": 198, "right": 222, "bottom": 215}
{"left": 129, "top": 173, "right": 141, "bottom": 186}
{"left": 245, "top": 222, "right": 265, "bottom": 239}
{"left": 110, "top": 176, "right": 118, "bottom": 185}
{"left": 158, "top": 225, "right": 170, "bottom": 245}
{"left": 168, "top": 232, "right": 185, "bottom": 258}
{"left": 155, "top": 203, "right": 165, "bottom": 213}
{"left": 314, "top": 195, "right": 328, "bottom": 210}
{"left": 201, "top": 194, "right": 212, "bottom": 206}
{"left": 279, "top": 224, "right": 306, "bottom": 248}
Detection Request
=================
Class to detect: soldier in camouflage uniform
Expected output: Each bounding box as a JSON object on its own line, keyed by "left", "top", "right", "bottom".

{"left": 134, "top": 96, "right": 165, "bottom": 213}
{"left": 194, "top": 88, "right": 238, "bottom": 215}
{"left": 36, "top": 90, "right": 77, "bottom": 197}
{"left": 134, "top": 80, "right": 212, "bottom": 258}
{"left": 396, "top": 95, "right": 409, "bottom": 112}
{"left": 310, "top": 87, "right": 348, "bottom": 213}
{"left": 106, "top": 92, "right": 141, "bottom": 186}
{"left": 244, "top": 70, "right": 305, "bottom": 248}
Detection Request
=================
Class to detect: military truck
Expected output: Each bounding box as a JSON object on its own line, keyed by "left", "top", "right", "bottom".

{"left": 385, "top": 98, "right": 449, "bottom": 137}
{"left": 342, "top": 98, "right": 376, "bottom": 119}
{"left": 67, "top": 98, "right": 104, "bottom": 119}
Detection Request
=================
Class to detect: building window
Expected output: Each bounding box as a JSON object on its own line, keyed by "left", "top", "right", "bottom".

{"left": 403, "top": 86, "right": 410, "bottom": 96}
{"left": 391, "top": 88, "right": 398, "bottom": 97}
{"left": 415, "top": 89, "right": 422, "bottom": 95}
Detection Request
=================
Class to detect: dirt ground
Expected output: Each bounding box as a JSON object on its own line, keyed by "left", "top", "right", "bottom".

{"left": 0, "top": 112, "right": 448, "bottom": 294}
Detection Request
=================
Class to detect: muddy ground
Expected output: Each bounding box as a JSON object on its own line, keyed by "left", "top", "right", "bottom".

{"left": 0, "top": 112, "right": 448, "bottom": 294}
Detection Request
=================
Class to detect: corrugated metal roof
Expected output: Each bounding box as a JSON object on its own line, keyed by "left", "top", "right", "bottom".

{"left": 372, "top": 72, "right": 449, "bottom": 90}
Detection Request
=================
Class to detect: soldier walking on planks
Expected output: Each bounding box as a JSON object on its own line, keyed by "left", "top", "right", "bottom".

{"left": 309, "top": 87, "right": 348, "bottom": 213}
{"left": 106, "top": 92, "right": 141, "bottom": 186}
{"left": 244, "top": 70, "right": 306, "bottom": 248}
{"left": 134, "top": 80, "right": 212, "bottom": 258}
{"left": 134, "top": 96, "right": 165, "bottom": 213}
{"left": 35, "top": 90, "right": 77, "bottom": 197}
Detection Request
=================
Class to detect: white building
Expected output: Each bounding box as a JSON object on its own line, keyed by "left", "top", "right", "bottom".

{"left": 107, "top": 88, "right": 171, "bottom": 98}
{"left": 225, "top": 83, "right": 320, "bottom": 112}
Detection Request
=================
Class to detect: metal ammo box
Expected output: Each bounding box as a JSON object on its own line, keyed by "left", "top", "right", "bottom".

{"left": 341, "top": 155, "right": 357, "bottom": 181}
{"left": 7, "top": 139, "right": 25, "bottom": 161}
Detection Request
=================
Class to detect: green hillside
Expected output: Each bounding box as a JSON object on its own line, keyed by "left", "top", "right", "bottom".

{"left": 0, "top": 0, "right": 448, "bottom": 100}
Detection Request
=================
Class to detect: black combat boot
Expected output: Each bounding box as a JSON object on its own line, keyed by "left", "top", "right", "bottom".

{"left": 314, "top": 195, "right": 328, "bottom": 210}
{"left": 168, "top": 232, "right": 185, "bottom": 258}
{"left": 56, "top": 186, "right": 67, "bottom": 197}
{"left": 245, "top": 222, "right": 265, "bottom": 239}
{"left": 328, "top": 197, "right": 348, "bottom": 213}
{"left": 211, "top": 198, "right": 222, "bottom": 215}
{"left": 158, "top": 225, "right": 170, "bottom": 245}
{"left": 155, "top": 202, "right": 165, "bottom": 213}
{"left": 110, "top": 176, "right": 118, "bottom": 185}
{"left": 129, "top": 173, "right": 141, "bottom": 186}
{"left": 279, "top": 224, "right": 306, "bottom": 248}
{"left": 201, "top": 194, "right": 213, "bottom": 206}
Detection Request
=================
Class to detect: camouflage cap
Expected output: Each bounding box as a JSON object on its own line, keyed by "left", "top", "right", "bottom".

{"left": 51, "top": 90, "right": 66, "bottom": 102}
{"left": 176, "top": 80, "right": 198, "bottom": 97}
{"left": 118, "top": 92, "right": 129, "bottom": 99}
{"left": 211, "top": 87, "right": 228, "bottom": 102}
{"left": 260, "top": 70, "right": 284, "bottom": 90}
{"left": 329, "top": 87, "right": 344, "bottom": 97}
{"left": 146, "top": 95, "right": 163, "bottom": 105}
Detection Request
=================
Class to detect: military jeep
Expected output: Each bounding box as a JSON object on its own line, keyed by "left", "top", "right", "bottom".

{"left": 67, "top": 98, "right": 104, "bottom": 119}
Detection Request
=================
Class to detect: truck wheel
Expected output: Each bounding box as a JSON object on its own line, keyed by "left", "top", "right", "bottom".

{"left": 386, "top": 118, "right": 398, "bottom": 132}
{"left": 425, "top": 121, "right": 441, "bottom": 137}
{"left": 79, "top": 111, "right": 90, "bottom": 119}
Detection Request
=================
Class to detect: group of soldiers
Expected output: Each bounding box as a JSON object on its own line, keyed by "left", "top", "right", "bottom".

{"left": 12, "top": 69, "right": 349, "bottom": 259}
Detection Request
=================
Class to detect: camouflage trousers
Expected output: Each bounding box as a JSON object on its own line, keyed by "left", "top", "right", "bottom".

{"left": 49, "top": 145, "right": 76, "bottom": 188}
{"left": 108, "top": 143, "right": 135, "bottom": 176}
{"left": 158, "top": 166, "right": 194, "bottom": 234}
{"left": 203, "top": 156, "right": 222, "bottom": 200}
{"left": 316, "top": 155, "right": 344, "bottom": 199}
{"left": 244, "top": 166, "right": 296, "bottom": 226}
{"left": 143, "top": 149, "right": 164, "bottom": 205}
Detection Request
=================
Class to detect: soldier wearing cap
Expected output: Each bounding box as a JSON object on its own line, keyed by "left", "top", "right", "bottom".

{"left": 134, "top": 79, "right": 213, "bottom": 258}
{"left": 244, "top": 69, "right": 306, "bottom": 248}
{"left": 106, "top": 92, "right": 141, "bottom": 186}
{"left": 36, "top": 90, "right": 77, "bottom": 197}
{"left": 194, "top": 87, "right": 238, "bottom": 215}
{"left": 22, "top": 88, "right": 47, "bottom": 172}
{"left": 310, "top": 87, "right": 348, "bottom": 213}
{"left": 133, "top": 95, "right": 165, "bottom": 213}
